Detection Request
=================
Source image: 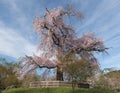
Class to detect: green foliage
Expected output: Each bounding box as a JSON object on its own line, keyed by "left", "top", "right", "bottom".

{"left": 0, "top": 58, "right": 21, "bottom": 90}
{"left": 105, "top": 70, "right": 120, "bottom": 90}
{"left": 58, "top": 52, "right": 96, "bottom": 83}
{"left": 89, "top": 69, "right": 120, "bottom": 93}
{"left": 91, "top": 69, "right": 120, "bottom": 91}
{"left": 58, "top": 52, "right": 97, "bottom": 93}
{"left": 95, "top": 75, "right": 110, "bottom": 88}
{"left": 21, "top": 75, "right": 38, "bottom": 88}
{"left": 89, "top": 71, "right": 117, "bottom": 93}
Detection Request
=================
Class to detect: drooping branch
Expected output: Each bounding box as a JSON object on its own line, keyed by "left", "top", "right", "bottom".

{"left": 20, "top": 55, "right": 58, "bottom": 78}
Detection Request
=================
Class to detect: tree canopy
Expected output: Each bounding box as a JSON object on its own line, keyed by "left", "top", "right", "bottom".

{"left": 0, "top": 58, "right": 21, "bottom": 90}
{"left": 19, "top": 6, "right": 108, "bottom": 80}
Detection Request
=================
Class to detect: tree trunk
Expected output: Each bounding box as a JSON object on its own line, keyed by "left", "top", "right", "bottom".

{"left": 72, "top": 82, "right": 75, "bottom": 93}
{"left": 56, "top": 67, "right": 63, "bottom": 81}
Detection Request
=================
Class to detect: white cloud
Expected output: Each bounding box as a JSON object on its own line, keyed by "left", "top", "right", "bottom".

{"left": 0, "top": 21, "right": 37, "bottom": 58}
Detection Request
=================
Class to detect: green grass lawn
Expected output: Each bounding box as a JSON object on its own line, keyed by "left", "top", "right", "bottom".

{"left": 2, "top": 87, "right": 88, "bottom": 93}
{"left": 2, "top": 87, "right": 120, "bottom": 93}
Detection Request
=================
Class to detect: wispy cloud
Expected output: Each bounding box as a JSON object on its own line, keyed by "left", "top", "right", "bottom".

{"left": 1, "top": 0, "right": 35, "bottom": 39}
{"left": 78, "top": 0, "right": 120, "bottom": 30}
{"left": 0, "top": 21, "right": 36, "bottom": 58}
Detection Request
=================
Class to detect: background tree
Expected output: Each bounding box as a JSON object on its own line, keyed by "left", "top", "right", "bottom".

{"left": 21, "top": 70, "right": 38, "bottom": 88}
{"left": 87, "top": 68, "right": 120, "bottom": 92}
{"left": 0, "top": 58, "right": 21, "bottom": 90}
{"left": 20, "top": 5, "right": 108, "bottom": 81}
{"left": 0, "top": 64, "right": 6, "bottom": 90}
{"left": 104, "top": 69, "right": 120, "bottom": 91}
{"left": 58, "top": 52, "right": 98, "bottom": 93}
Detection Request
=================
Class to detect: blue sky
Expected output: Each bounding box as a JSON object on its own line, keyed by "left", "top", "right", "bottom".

{"left": 0, "top": 0, "right": 120, "bottom": 69}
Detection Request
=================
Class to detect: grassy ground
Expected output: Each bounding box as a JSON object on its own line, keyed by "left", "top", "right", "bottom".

{"left": 2, "top": 87, "right": 119, "bottom": 93}
{"left": 2, "top": 87, "right": 88, "bottom": 93}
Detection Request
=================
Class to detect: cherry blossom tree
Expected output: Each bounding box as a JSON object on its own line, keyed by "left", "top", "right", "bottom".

{"left": 20, "top": 6, "right": 108, "bottom": 80}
